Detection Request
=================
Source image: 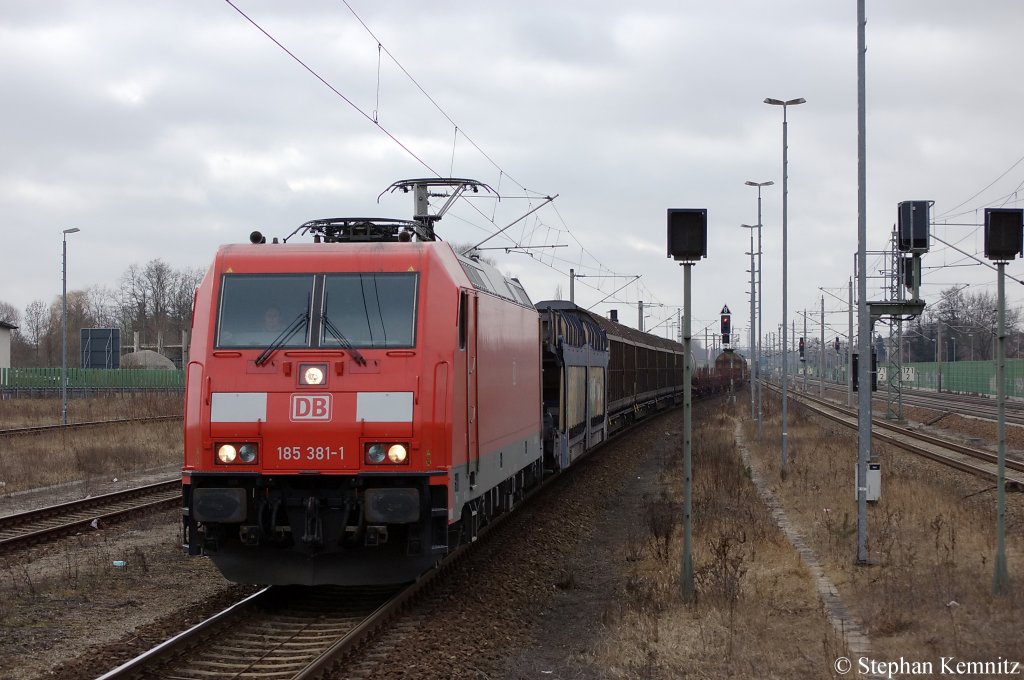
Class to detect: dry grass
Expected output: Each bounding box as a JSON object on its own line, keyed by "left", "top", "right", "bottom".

{"left": 582, "top": 399, "right": 843, "bottom": 679}
{"left": 0, "top": 395, "right": 182, "bottom": 495}
{"left": 0, "top": 392, "right": 182, "bottom": 428}
{"left": 746, "top": 393, "right": 1024, "bottom": 664}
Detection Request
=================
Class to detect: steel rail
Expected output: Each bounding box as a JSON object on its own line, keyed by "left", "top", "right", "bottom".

{"left": 895, "top": 392, "right": 1024, "bottom": 426}
{"left": 799, "top": 390, "right": 1024, "bottom": 473}
{"left": 777, "top": 387, "right": 1024, "bottom": 491}
{"left": 93, "top": 474, "right": 530, "bottom": 679}
{"left": 0, "top": 415, "right": 182, "bottom": 438}
{"left": 93, "top": 400, "right": 706, "bottom": 679}
{"left": 0, "top": 480, "right": 181, "bottom": 551}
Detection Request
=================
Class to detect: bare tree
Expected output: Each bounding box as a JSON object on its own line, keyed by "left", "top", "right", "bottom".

{"left": 917, "top": 287, "right": 1021, "bottom": 361}
{"left": 118, "top": 263, "right": 148, "bottom": 347}
{"left": 168, "top": 266, "right": 205, "bottom": 339}
{"left": 142, "top": 259, "right": 174, "bottom": 342}
{"left": 0, "top": 300, "right": 19, "bottom": 326}
{"left": 18, "top": 300, "right": 50, "bottom": 366}
{"left": 82, "top": 285, "right": 120, "bottom": 329}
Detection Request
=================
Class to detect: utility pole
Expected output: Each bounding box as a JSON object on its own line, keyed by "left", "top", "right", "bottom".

{"left": 744, "top": 224, "right": 757, "bottom": 422}
{"left": 855, "top": 0, "right": 870, "bottom": 564}
{"left": 802, "top": 311, "right": 808, "bottom": 392}
{"left": 745, "top": 181, "right": 772, "bottom": 438}
{"left": 820, "top": 295, "right": 825, "bottom": 397}
{"left": 848, "top": 277, "right": 854, "bottom": 407}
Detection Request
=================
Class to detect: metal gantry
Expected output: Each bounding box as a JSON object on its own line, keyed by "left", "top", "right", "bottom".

{"left": 884, "top": 229, "right": 906, "bottom": 423}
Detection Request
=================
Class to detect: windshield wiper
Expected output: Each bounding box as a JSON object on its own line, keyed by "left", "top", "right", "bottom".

{"left": 255, "top": 311, "right": 308, "bottom": 367}
{"left": 322, "top": 314, "right": 367, "bottom": 366}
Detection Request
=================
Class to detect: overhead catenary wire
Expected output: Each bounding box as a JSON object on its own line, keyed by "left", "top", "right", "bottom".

{"left": 339, "top": 0, "right": 532, "bottom": 197}
{"left": 222, "top": 0, "right": 440, "bottom": 178}
{"left": 935, "top": 151, "right": 1024, "bottom": 220}
{"left": 225, "top": 0, "right": 657, "bottom": 320}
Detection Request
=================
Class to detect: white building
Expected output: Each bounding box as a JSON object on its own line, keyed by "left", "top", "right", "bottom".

{"left": 0, "top": 320, "right": 15, "bottom": 369}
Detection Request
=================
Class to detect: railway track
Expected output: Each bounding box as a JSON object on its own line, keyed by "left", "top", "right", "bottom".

{"left": 96, "top": 584, "right": 409, "bottom": 680}
{"left": 782, "top": 388, "right": 1024, "bottom": 491}
{"left": 811, "top": 379, "right": 1024, "bottom": 426}
{"left": 0, "top": 480, "right": 181, "bottom": 551}
{"left": 93, "top": 399, "right": 701, "bottom": 679}
{"left": 895, "top": 389, "right": 1024, "bottom": 427}
{"left": 93, "top": 459, "right": 539, "bottom": 680}
{"left": 95, "top": 507, "right": 500, "bottom": 679}
{"left": 0, "top": 414, "right": 182, "bottom": 438}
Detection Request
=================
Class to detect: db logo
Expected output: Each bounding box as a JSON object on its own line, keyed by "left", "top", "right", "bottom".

{"left": 290, "top": 394, "right": 332, "bottom": 421}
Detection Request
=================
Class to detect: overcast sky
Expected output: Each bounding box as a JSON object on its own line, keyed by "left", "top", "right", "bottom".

{"left": 3, "top": 1, "right": 1023, "bottom": 350}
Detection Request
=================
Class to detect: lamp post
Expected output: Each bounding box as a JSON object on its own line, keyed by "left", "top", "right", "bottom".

{"left": 745, "top": 180, "right": 773, "bottom": 438}
{"left": 61, "top": 227, "right": 81, "bottom": 426}
{"left": 764, "top": 96, "right": 805, "bottom": 477}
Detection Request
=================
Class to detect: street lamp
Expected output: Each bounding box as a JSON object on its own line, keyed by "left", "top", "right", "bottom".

{"left": 745, "top": 180, "right": 773, "bottom": 438}
{"left": 61, "top": 227, "right": 81, "bottom": 426}
{"left": 764, "top": 96, "right": 805, "bottom": 477}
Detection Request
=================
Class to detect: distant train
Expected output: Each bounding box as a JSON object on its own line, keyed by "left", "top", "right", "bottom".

{"left": 181, "top": 178, "right": 738, "bottom": 585}
{"left": 714, "top": 349, "right": 748, "bottom": 386}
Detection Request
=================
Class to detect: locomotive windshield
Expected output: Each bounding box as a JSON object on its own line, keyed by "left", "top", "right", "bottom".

{"left": 322, "top": 273, "right": 418, "bottom": 348}
{"left": 216, "top": 274, "right": 313, "bottom": 348}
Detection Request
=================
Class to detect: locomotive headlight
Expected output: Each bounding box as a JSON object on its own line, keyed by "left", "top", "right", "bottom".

{"left": 365, "top": 442, "right": 409, "bottom": 465}
{"left": 387, "top": 444, "right": 408, "bottom": 464}
{"left": 217, "top": 444, "right": 238, "bottom": 464}
{"left": 216, "top": 442, "right": 258, "bottom": 464}
{"left": 366, "top": 444, "right": 387, "bottom": 464}
{"left": 238, "top": 443, "right": 258, "bottom": 463}
{"left": 299, "top": 363, "right": 327, "bottom": 386}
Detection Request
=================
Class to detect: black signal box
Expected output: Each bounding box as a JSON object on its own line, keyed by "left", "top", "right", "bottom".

{"left": 897, "top": 201, "right": 930, "bottom": 253}
{"left": 667, "top": 209, "right": 708, "bottom": 261}
{"left": 984, "top": 208, "right": 1024, "bottom": 261}
{"left": 901, "top": 257, "right": 915, "bottom": 289}
{"left": 851, "top": 351, "right": 877, "bottom": 392}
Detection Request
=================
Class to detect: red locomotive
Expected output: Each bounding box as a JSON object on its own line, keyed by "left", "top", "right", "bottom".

{"left": 182, "top": 178, "right": 706, "bottom": 586}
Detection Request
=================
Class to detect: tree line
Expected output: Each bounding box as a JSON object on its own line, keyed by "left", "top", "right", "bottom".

{"left": 0, "top": 259, "right": 204, "bottom": 368}
{"left": 903, "top": 286, "right": 1022, "bottom": 363}
{"left": 771, "top": 286, "right": 1022, "bottom": 364}
{"left": 3, "top": 267, "right": 1019, "bottom": 370}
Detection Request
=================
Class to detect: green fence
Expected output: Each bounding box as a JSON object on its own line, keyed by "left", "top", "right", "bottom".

{"left": 831, "top": 360, "right": 1024, "bottom": 399}
{"left": 1, "top": 367, "right": 186, "bottom": 390}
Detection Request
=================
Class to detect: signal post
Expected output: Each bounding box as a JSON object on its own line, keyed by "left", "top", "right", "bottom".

{"left": 667, "top": 208, "right": 708, "bottom": 604}
{"left": 983, "top": 207, "right": 1022, "bottom": 594}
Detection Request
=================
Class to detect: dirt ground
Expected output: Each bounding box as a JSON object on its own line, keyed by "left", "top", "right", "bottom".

{"left": 1, "top": 397, "right": 840, "bottom": 680}
{"left": 1, "top": 390, "right": 1022, "bottom": 678}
